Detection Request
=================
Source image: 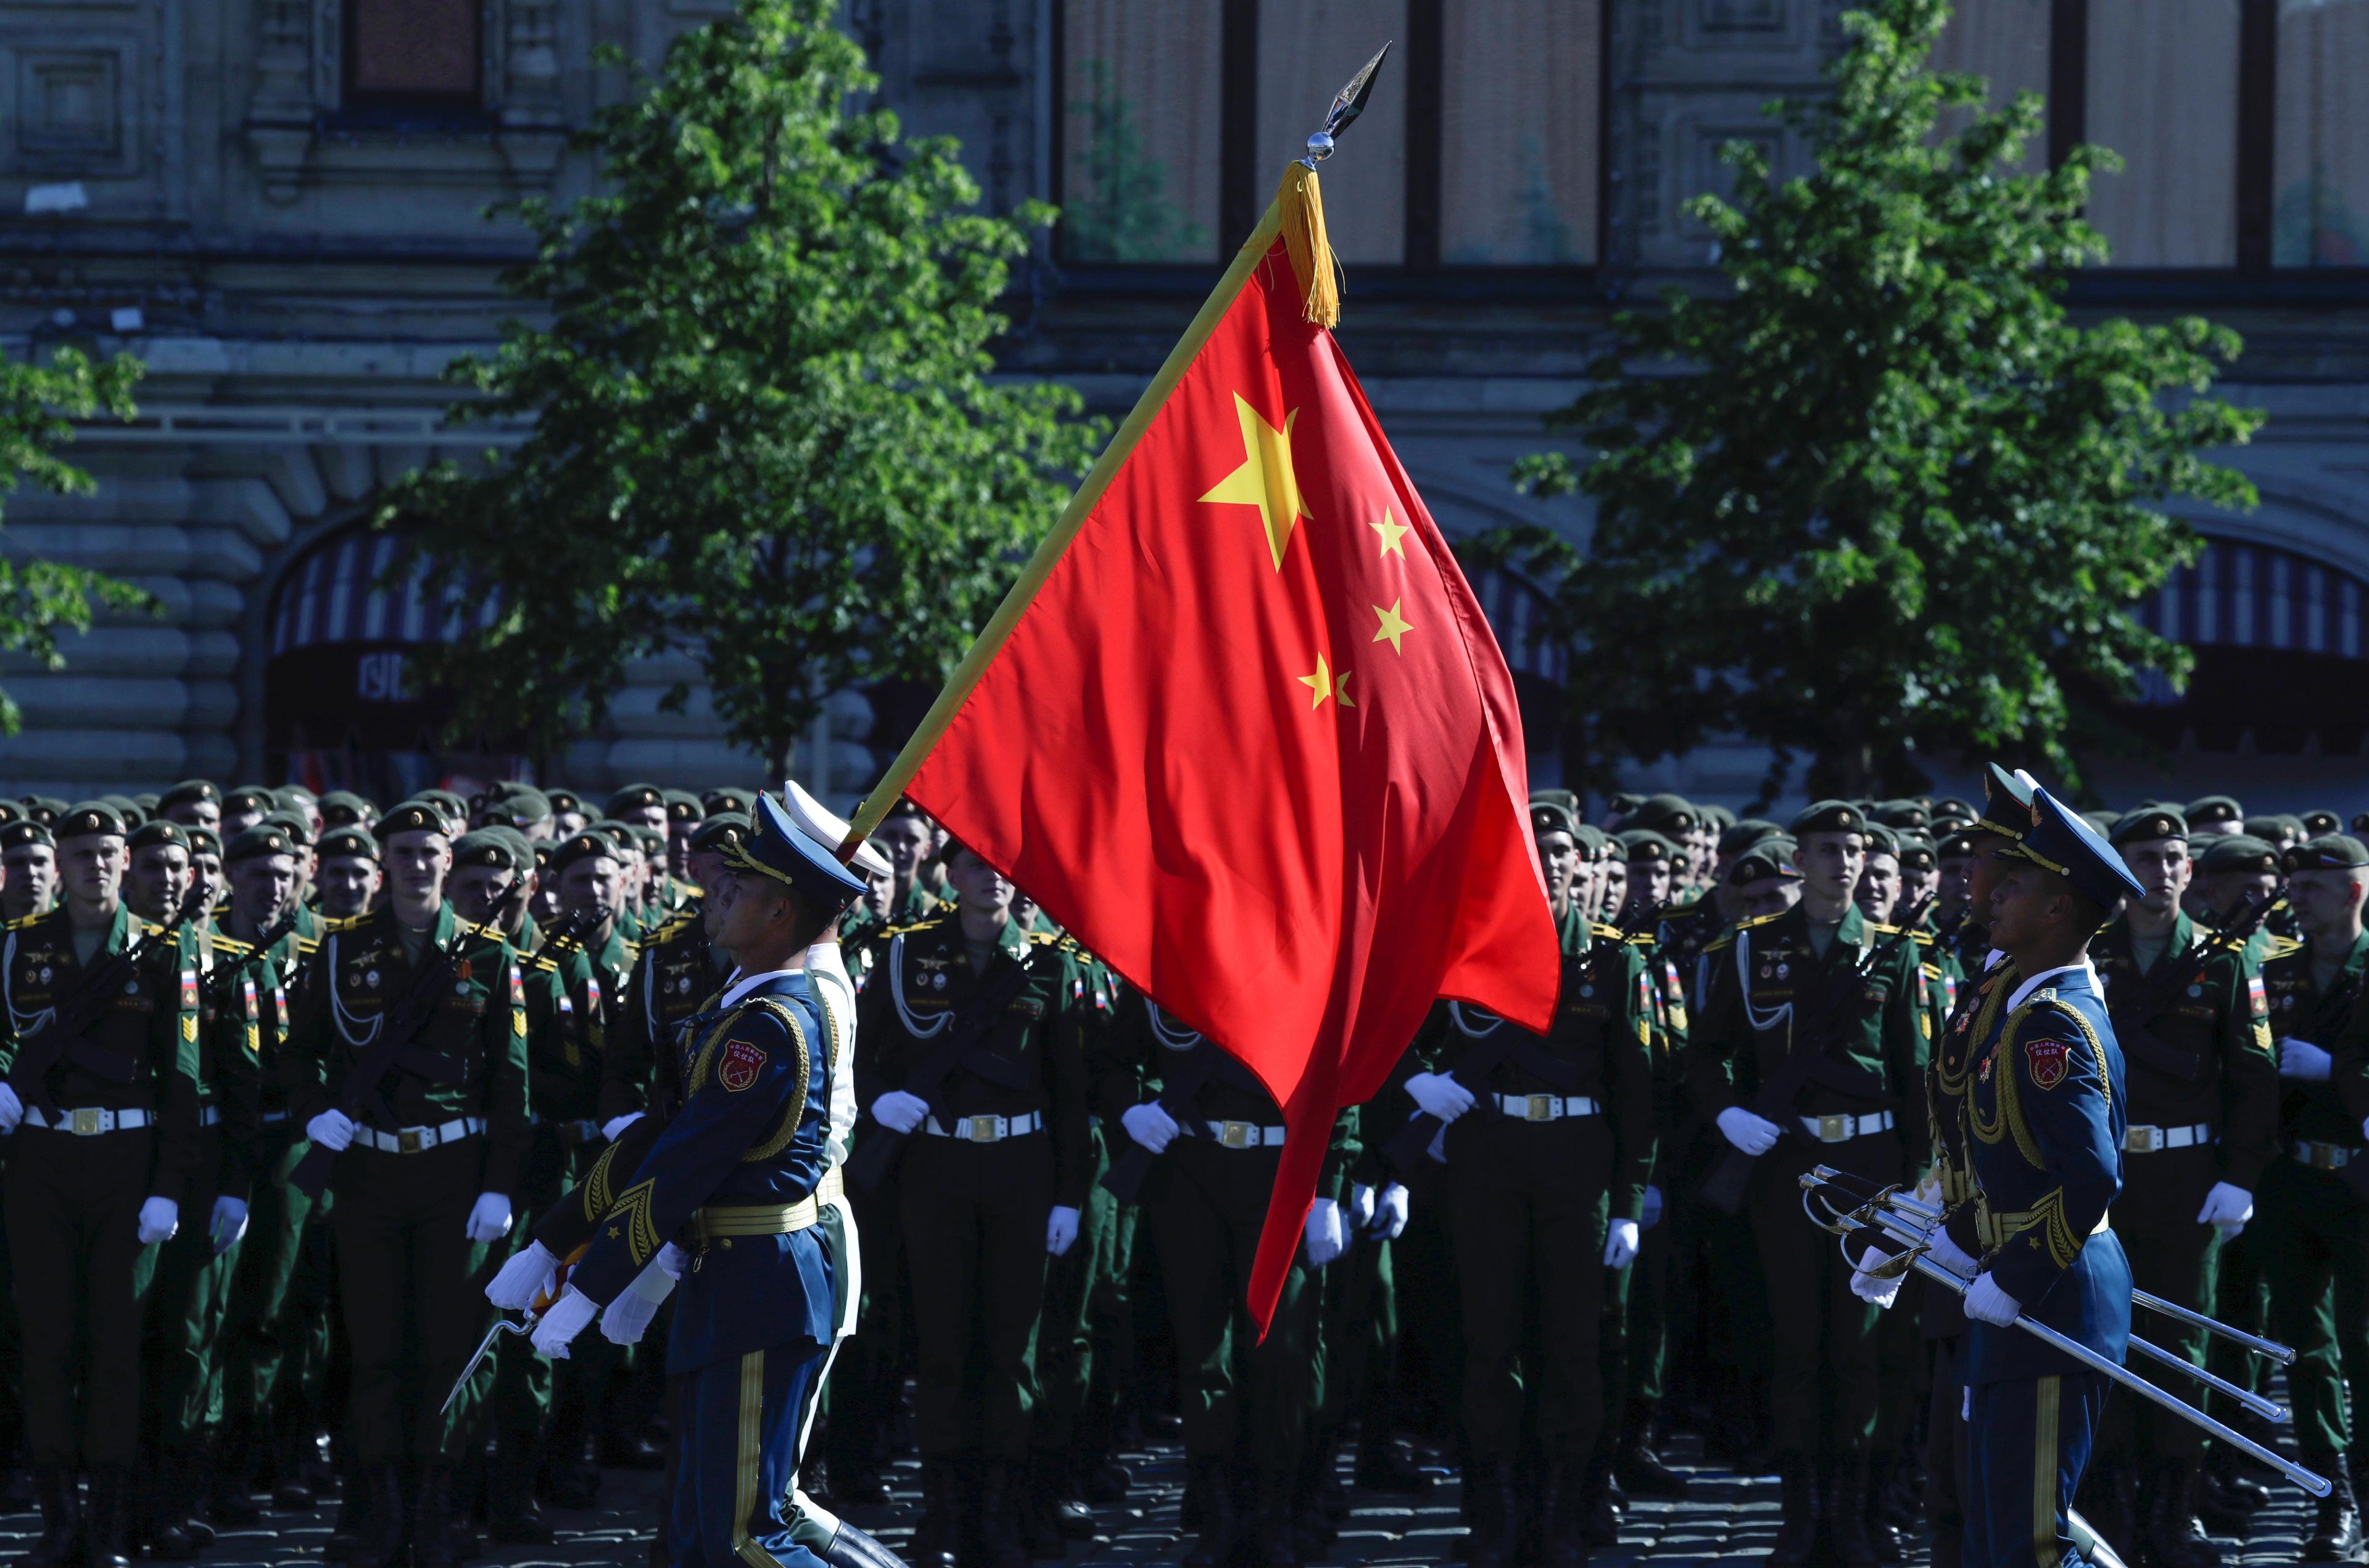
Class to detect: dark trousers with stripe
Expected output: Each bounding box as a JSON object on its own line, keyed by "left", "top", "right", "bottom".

{"left": 671, "top": 1339, "right": 829, "bottom": 1568}
{"left": 1962, "top": 1370, "right": 2108, "bottom": 1568}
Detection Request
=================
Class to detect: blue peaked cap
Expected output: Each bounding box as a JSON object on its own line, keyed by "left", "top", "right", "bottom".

{"left": 726, "top": 790, "right": 869, "bottom": 912}
{"left": 2015, "top": 786, "right": 2146, "bottom": 910}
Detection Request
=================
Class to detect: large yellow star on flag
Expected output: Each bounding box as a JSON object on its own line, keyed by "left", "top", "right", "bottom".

{"left": 1200, "top": 394, "right": 1309, "bottom": 571}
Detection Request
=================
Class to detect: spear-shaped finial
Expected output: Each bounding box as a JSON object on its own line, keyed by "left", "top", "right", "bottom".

{"left": 1301, "top": 41, "right": 1392, "bottom": 169}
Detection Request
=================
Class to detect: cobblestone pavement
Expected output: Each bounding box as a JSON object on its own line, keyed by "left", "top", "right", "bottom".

{"left": 0, "top": 1430, "right": 2334, "bottom": 1568}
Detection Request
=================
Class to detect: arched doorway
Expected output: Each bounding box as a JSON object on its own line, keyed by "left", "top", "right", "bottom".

{"left": 264, "top": 524, "right": 532, "bottom": 800}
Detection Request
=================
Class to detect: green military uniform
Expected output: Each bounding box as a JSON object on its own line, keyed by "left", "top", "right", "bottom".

{"left": 1607, "top": 928, "right": 1692, "bottom": 1505}
{"left": 856, "top": 909, "right": 1088, "bottom": 1567}
{"left": 0, "top": 809, "right": 203, "bottom": 1566}
{"left": 602, "top": 907, "right": 718, "bottom": 1128}
{"left": 1690, "top": 894, "right": 1929, "bottom": 1540}
{"left": 284, "top": 879, "right": 529, "bottom": 1566}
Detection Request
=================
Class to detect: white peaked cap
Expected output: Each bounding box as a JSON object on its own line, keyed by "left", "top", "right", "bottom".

{"left": 781, "top": 779, "right": 892, "bottom": 880}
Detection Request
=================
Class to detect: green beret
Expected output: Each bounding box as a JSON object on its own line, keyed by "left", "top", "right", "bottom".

{"left": 101, "top": 794, "right": 144, "bottom": 830}
{"left": 2286, "top": 834, "right": 2369, "bottom": 873}
{"left": 225, "top": 825, "right": 300, "bottom": 863}
{"left": 223, "top": 785, "right": 277, "bottom": 817}
{"left": 20, "top": 796, "right": 66, "bottom": 827}
{"left": 544, "top": 788, "right": 584, "bottom": 817}
{"left": 131, "top": 793, "right": 160, "bottom": 814}
{"left": 273, "top": 785, "right": 316, "bottom": 814}
{"left": 1629, "top": 793, "right": 1699, "bottom": 836}
{"left": 317, "top": 825, "right": 379, "bottom": 862}
{"left": 629, "top": 824, "right": 669, "bottom": 857}
{"left": 1929, "top": 797, "right": 1977, "bottom": 827}
{"left": 2196, "top": 835, "right": 2280, "bottom": 877}
{"left": 451, "top": 830, "right": 522, "bottom": 872}
{"left": 261, "top": 809, "right": 315, "bottom": 847}
{"left": 1700, "top": 803, "right": 1737, "bottom": 831}
{"left": 2082, "top": 810, "right": 2121, "bottom": 838}
{"left": 0, "top": 820, "right": 53, "bottom": 852}
{"left": 1619, "top": 828, "right": 1677, "bottom": 864}
{"left": 551, "top": 830, "right": 619, "bottom": 872}
{"left": 606, "top": 783, "right": 665, "bottom": 818}
{"left": 1529, "top": 801, "right": 1580, "bottom": 840}
{"left": 2185, "top": 795, "right": 2244, "bottom": 829}
{"left": 1605, "top": 793, "right": 1643, "bottom": 819}
{"left": 2109, "top": 806, "right": 2187, "bottom": 846}
{"left": 1718, "top": 819, "right": 1782, "bottom": 859}
{"left": 702, "top": 788, "right": 756, "bottom": 817}
{"left": 318, "top": 791, "right": 375, "bottom": 828}
{"left": 1861, "top": 822, "right": 1900, "bottom": 857}
{"left": 0, "top": 800, "right": 17, "bottom": 826}
{"left": 1568, "top": 823, "right": 1608, "bottom": 857}
{"left": 375, "top": 802, "right": 445, "bottom": 841}
{"left": 1790, "top": 799, "right": 1866, "bottom": 837}
{"left": 1731, "top": 836, "right": 1801, "bottom": 883}
{"left": 185, "top": 825, "right": 221, "bottom": 857}
{"left": 126, "top": 819, "right": 189, "bottom": 854}
{"left": 587, "top": 819, "right": 638, "bottom": 852}
{"left": 2243, "top": 814, "right": 2299, "bottom": 843}
{"left": 1872, "top": 799, "right": 1929, "bottom": 831}
{"left": 2354, "top": 813, "right": 2369, "bottom": 836}
{"left": 157, "top": 779, "right": 220, "bottom": 811}
{"left": 1896, "top": 833, "right": 1938, "bottom": 872}
{"left": 690, "top": 812, "right": 751, "bottom": 853}
{"left": 476, "top": 787, "right": 552, "bottom": 830}
{"left": 56, "top": 801, "right": 126, "bottom": 841}
{"left": 2301, "top": 809, "right": 2342, "bottom": 838}
{"left": 662, "top": 789, "right": 703, "bottom": 825}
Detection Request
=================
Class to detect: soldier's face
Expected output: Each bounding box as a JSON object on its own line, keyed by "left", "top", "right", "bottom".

{"left": 317, "top": 855, "right": 381, "bottom": 918}
{"left": 382, "top": 830, "right": 450, "bottom": 905}
{"left": 163, "top": 799, "right": 220, "bottom": 833}
{"left": 450, "top": 864, "right": 516, "bottom": 923}
{"left": 875, "top": 817, "right": 932, "bottom": 883}
{"left": 1535, "top": 830, "right": 1579, "bottom": 907}
{"left": 2195, "top": 867, "right": 2278, "bottom": 920}
{"left": 553, "top": 809, "right": 588, "bottom": 839}
{"left": 2289, "top": 868, "right": 2368, "bottom": 935}
{"left": 1797, "top": 831, "right": 1865, "bottom": 906}
{"left": 560, "top": 854, "right": 624, "bottom": 923}
{"left": 192, "top": 851, "right": 223, "bottom": 908}
{"left": 2117, "top": 838, "right": 2189, "bottom": 915}
{"left": 232, "top": 851, "right": 300, "bottom": 925}
{"left": 1597, "top": 860, "right": 1627, "bottom": 920}
{"left": 59, "top": 833, "right": 126, "bottom": 909}
{"left": 1737, "top": 875, "right": 1802, "bottom": 920}
{"left": 223, "top": 807, "right": 266, "bottom": 836}
{"left": 1854, "top": 853, "right": 1900, "bottom": 923}
{"left": 4, "top": 844, "right": 57, "bottom": 913}
{"left": 947, "top": 849, "right": 1014, "bottom": 916}
{"left": 128, "top": 844, "right": 191, "bottom": 920}
{"left": 621, "top": 803, "right": 668, "bottom": 835}
{"left": 1987, "top": 862, "right": 2070, "bottom": 951}
{"left": 862, "top": 863, "right": 895, "bottom": 921}
{"left": 1900, "top": 861, "right": 1938, "bottom": 907}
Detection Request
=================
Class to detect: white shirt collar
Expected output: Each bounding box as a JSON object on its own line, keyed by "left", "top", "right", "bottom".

{"left": 2007, "top": 961, "right": 2096, "bottom": 1014}
{"left": 721, "top": 965, "right": 806, "bottom": 1009}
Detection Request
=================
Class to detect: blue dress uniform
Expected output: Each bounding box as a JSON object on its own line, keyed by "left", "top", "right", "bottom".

{"left": 1956, "top": 790, "right": 2138, "bottom": 1568}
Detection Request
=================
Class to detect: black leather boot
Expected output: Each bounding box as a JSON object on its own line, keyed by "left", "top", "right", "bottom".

{"left": 906, "top": 1459, "right": 961, "bottom": 1568}
{"left": 822, "top": 1517, "right": 908, "bottom": 1568}
{"left": 414, "top": 1464, "right": 463, "bottom": 1568}
{"left": 144, "top": 1451, "right": 201, "bottom": 1560}
{"left": 350, "top": 1464, "right": 407, "bottom": 1568}
{"left": 322, "top": 1459, "right": 362, "bottom": 1562}
{"left": 1539, "top": 1458, "right": 1589, "bottom": 1568}
{"left": 2303, "top": 1454, "right": 2366, "bottom": 1563}
{"left": 85, "top": 1466, "right": 133, "bottom": 1568}
{"left": 1764, "top": 1455, "right": 1820, "bottom": 1567}
{"left": 486, "top": 1437, "right": 553, "bottom": 1546}
{"left": 1354, "top": 1431, "right": 1429, "bottom": 1493}
{"left": 1462, "top": 1458, "right": 1518, "bottom": 1568}
{"left": 1038, "top": 1447, "right": 1095, "bottom": 1542}
{"left": 1825, "top": 1454, "right": 1878, "bottom": 1568}
{"left": 975, "top": 1460, "right": 1031, "bottom": 1568}
{"left": 2083, "top": 1460, "right": 2138, "bottom": 1563}
{"left": 1581, "top": 1456, "right": 1621, "bottom": 1548}
{"left": 2145, "top": 1463, "right": 2222, "bottom": 1568}
{"left": 1613, "top": 1400, "right": 1686, "bottom": 1499}
{"left": 267, "top": 1430, "right": 314, "bottom": 1513}
{"left": 25, "top": 1467, "right": 81, "bottom": 1568}
{"left": 1243, "top": 1471, "right": 1300, "bottom": 1568}
{"left": 1181, "top": 1457, "right": 1234, "bottom": 1568}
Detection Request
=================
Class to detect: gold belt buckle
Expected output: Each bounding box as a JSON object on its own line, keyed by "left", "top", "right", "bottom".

{"left": 965, "top": 1115, "right": 1001, "bottom": 1143}
{"left": 1219, "top": 1120, "right": 1255, "bottom": 1149}
{"left": 398, "top": 1128, "right": 424, "bottom": 1153}
{"left": 1526, "top": 1094, "right": 1556, "bottom": 1122}
{"left": 1817, "top": 1113, "right": 1850, "bottom": 1142}
{"left": 2126, "top": 1126, "right": 2158, "bottom": 1154}
{"left": 70, "top": 1108, "right": 101, "bottom": 1136}
{"left": 2311, "top": 1142, "right": 2344, "bottom": 1171}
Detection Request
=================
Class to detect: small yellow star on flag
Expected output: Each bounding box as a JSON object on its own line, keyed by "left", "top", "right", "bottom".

{"left": 1372, "top": 600, "right": 1412, "bottom": 654}
{"left": 1298, "top": 654, "right": 1354, "bottom": 709}
{"left": 1368, "top": 508, "right": 1409, "bottom": 558}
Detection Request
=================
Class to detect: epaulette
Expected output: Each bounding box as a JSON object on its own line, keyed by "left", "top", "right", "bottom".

{"left": 1027, "top": 929, "right": 1063, "bottom": 947}
{"left": 1590, "top": 922, "right": 1624, "bottom": 941}
{"left": 213, "top": 934, "right": 255, "bottom": 959}
{"left": 322, "top": 915, "right": 370, "bottom": 935}
{"left": 881, "top": 914, "right": 947, "bottom": 940}
{"left": 1624, "top": 930, "right": 1655, "bottom": 947}
{"left": 1735, "top": 912, "right": 1784, "bottom": 930}
{"left": 1663, "top": 897, "right": 1705, "bottom": 920}
{"left": 653, "top": 910, "right": 701, "bottom": 942}
{"left": 5, "top": 911, "right": 43, "bottom": 931}
{"left": 1703, "top": 928, "right": 1739, "bottom": 954}
{"left": 2263, "top": 934, "right": 2306, "bottom": 962}
{"left": 294, "top": 935, "right": 321, "bottom": 954}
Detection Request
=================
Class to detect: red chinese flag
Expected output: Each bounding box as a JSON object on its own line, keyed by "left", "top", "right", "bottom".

{"left": 855, "top": 177, "right": 1560, "bottom": 1326}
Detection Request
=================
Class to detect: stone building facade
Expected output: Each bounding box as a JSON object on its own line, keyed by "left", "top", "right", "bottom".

{"left": 2, "top": 0, "right": 2365, "bottom": 812}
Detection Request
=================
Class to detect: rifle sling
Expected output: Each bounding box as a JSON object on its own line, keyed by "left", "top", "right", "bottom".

{"left": 2115, "top": 1020, "right": 2209, "bottom": 1083}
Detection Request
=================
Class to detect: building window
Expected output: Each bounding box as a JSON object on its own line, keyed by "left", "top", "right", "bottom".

{"left": 2085, "top": 1, "right": 2240, "bottom": 267}
{"left": 1928, "top": 0, "right": 2052, "bottom": 167}
{"left": 2274, "top": 0, "right": 2369, "bottom": 266}
{"left": 1440, "top": 0, "right": 1600, "bottom": 264}
{"left": 1256, "top": 0, "right": 1408, "bottom": 266}
{"left": 1060, "top": 1, "right": 1223, "bottom": 262}
{"left": 345, "top": 0, "right": 482, "bottom": 109}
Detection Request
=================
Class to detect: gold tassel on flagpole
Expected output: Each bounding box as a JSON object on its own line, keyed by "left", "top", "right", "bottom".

{"left": 1275, "top": 163, "right": 1342, "bottom": 329}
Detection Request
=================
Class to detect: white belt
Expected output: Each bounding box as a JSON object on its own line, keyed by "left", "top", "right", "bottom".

{"left": 1497, "top": 1093, "right": 1598, "bottom": 1122}
{"left": 924, "top": 1112, "right": 1041, "bottom": 1143}
{"left": 354, "top": 1116, "right": 486, "bottom": 1153}
{"left": 2123, "top": 1122, "right": 2212, "bottom": 1154}
{"left": 260, "top": 1110, "right": 291, "bottom": 1126}
{"left": 1202, "top": 1120, "right": 1286, "bottom": 1149}
{"left": 2293, "top": 1139, "right": 2357, "bottom": 1171}
{"left": 1801, "top": 1110, "right": 1895, "bottom": 1143}
{"left": 23, "top": 1107, "right": 152, "bottom": 1136}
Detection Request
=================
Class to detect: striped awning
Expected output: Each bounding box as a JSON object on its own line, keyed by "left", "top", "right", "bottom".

{"left": 1468, "top": 564, "right": 1570, "bottom": 688}
{"left": 2134, "top": 537, "right": 2368, "bottom": 660}
{"left": 267, "top": 528, "right": 502, "bottom": 656}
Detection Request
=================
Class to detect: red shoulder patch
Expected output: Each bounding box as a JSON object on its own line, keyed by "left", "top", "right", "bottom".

{"left": 2024, "top": 1037, "right": 2072, "bottom": 1091}
{"left": 719, "top": 1038, "right": 766, "bottom": 1092}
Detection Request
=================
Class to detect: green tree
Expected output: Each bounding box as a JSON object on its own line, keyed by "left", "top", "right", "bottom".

{"left": 1490, "top": 0, "right": 2262, "bottom": 801}
{"left": 387, "top": 0, "right": 1104, "bottom": 775}
{"left": 1064, "top": 60, "right": 1207, "bottom": 262}
{"left": 0, "top": 345, "right": 151, "bottom": 736}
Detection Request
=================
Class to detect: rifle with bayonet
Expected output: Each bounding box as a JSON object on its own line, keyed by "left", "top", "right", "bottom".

{"left": 1697, "top": 894, "right": 1935, "bottom": 1215}
{"left": 845, "top": 946, "right": 1038, "bottom": 1194}
{"left": 287, "top": 899, "right": 506, "bottom": 1199}
{"left": 2108, "top": 889, "right": 2277, "bottom": 1083}
{"left": 204, "top": 909, "right": 302, "bottom": 1009}
{"left": 7, "top": 885, "right": 210, "bottom": 1117}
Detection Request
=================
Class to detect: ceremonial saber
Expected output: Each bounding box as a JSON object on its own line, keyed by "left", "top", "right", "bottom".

{"left": 1812, "top": 1165, "right": 2297, "bottom": 1366}
{"left": 1799, "top": 1181, "right": 2329, "bottom": 1498}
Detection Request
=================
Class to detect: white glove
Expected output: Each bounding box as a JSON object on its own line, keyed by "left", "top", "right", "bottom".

{"left": 530, "top": 1285, "right": 600, "bottom": 1358}
{"left": 602, "top": 1112, "right": 644, "bottom": 1142}
{"left": 1120, "top": 1100, "right": 1179, "bottom": 1153}
{"left": 2281, "top": 1039, "right": 2334, "bottom": 1082}
{"left": 1912, "top": 1170, "right": 1945, "bottom": 1210}
{"left": 487, "top": 1239, "right": 560, "bottom": 1311}
{"left": 1303, "top": 1199, "right": 1347, "bottom": 1268}
{"left": 1716, "top": 1105, "right": 1783, "bottom": 1156}
{"left": 1850, "top": 1245, "right": 1905, "bottom": 1309}
{"left": 1641, "top": 1184, "right": 1665, "bottom": 1230}
{"left": 1963, "top": 1272, "right": 2020, "bottom": 1327}
{"left": 600, "top": 1254, "right": 678, "bottom": 1345}
{"left": 656, "top": 1242, "right": 688, "bottom": 1280}
{"left": 1603, "top": 1218, "right": 1641, "bottom": 1269}
{"left": 1046, "top": 1205, "right": 1080, "bottom": 1256}
{"left": 138, "top": 1196, "right": 179, "bottom": 1245}
{"left": 465, "top": 1192, "right": 515, "bottom": 1244}
{"left": 1404, "top": 1071, "right": 1475, "bottom": 1123}
{"left": 0, "top": 1082, "right": 21, "bottom": 1133}
{"left": 305, "top": 1108, "right": 355, "bottom": 1152}
{"left": 1371, "top": 1183, "right": 1410, "bottom": 1240}
{"left": 209, "top": 1195, "right": 249, "bottom": 1256}
{"left": 1925, "top": 1223, "right": 1980, "bottom": 1279}
{"left": 1347, "top": 1184, "right": 1378, "bottom": 1231}
{"left": 2196, "top": 1181, "right": 2254, "bottom": 1234}
{"left": 870, "top": 1090, "right": 928, "bottom": 1134}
